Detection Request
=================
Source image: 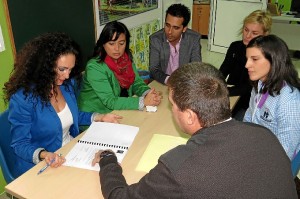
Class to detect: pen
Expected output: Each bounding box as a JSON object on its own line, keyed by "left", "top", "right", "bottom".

{"left": 37, "top": 153, "right": 62, "bottom": 175}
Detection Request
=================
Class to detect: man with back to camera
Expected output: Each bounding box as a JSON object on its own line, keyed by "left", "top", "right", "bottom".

{"left": 149, "top": 3, "right": 202, "bottom": 84}
{"left": 92, "top": 62, "right": 297, "bottom": 198}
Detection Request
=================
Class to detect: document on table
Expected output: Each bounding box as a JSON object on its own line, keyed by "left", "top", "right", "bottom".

{"left": 63, "top": 122, "right": 139, "bottom": 171}
{"left": 136, "top": 134, "right": 188, "bottom": 173}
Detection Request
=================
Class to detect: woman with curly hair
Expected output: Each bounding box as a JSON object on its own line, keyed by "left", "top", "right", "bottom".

{"left": 3, "top": 32, "right": 121, "bottom": 177}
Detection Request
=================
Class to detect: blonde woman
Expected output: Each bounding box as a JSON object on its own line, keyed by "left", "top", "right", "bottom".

{"left": 219, "top": 10, "right": 272, "bottom": 120}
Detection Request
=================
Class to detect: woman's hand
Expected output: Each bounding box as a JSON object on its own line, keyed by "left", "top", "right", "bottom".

{"left": 101, "top": 113, "right": 122, "bottom": 123}
{"left": 93, "top": 113, "right": 122, "bottom": 123}
{"left": 42, "top": 151, "right": 66, "bottom": 168}
{"left": 144, "top": 88, "right": 162, "bottom": 106}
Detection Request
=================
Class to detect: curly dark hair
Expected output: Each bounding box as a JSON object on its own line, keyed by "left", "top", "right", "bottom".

{"left": 3, "top": 32, "right": 83, "bottom": 105}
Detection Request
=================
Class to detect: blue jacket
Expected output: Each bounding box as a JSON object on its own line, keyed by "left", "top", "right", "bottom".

{"left": 8, "top": 81, "right": 92, "bottom": 177}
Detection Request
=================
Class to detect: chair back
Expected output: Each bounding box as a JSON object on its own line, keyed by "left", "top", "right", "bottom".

{"left": 0, "top": 109, "right": 15, "bottom": 183}
{"left": 292, "top": 151, "right": 300, "bottom": 177}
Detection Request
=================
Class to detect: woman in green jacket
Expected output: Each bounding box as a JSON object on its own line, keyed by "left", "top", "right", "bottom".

{"left": 78, "top": 21, "right": 162, "bottom": 113}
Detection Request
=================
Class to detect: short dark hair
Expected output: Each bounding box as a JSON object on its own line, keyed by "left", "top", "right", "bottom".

{"left": 168, "top": 62, "right": 231, "bottom": 127}
{"left": 166, "top": 4, "right": 191, "bottom": 27}
{"left": 247, "top": 34, "right": 300, "bottom": 95}
{"left": 93, "top": 21, "right": 131, "bottom": 61}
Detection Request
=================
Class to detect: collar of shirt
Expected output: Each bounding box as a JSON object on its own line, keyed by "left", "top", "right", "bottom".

{"left": 167, "top": 34, "right": 182, "bottom": 53}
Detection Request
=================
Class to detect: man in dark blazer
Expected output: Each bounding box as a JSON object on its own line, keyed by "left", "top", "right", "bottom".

{"left": 149, "top": 3, "right": 202, "bottom": 84}
{"left": 93, "top": 62, "right": 297, "bottom": 199}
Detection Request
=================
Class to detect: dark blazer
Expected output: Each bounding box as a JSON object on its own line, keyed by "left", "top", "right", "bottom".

{"left": 99, "top": 119, "right": 297, "bottom": 198}
{"left": 149, "top": 29, "right": 202, "bottom": 84}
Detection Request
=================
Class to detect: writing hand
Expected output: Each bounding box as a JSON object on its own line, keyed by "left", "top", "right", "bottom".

{"left": 44, "top": 152, "right": 66, "bottom": 168}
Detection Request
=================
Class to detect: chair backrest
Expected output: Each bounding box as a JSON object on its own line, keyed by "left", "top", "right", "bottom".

{"left": 0, "top": 109, "right": 15, "bottom": 183}
{"left": 292, "top": 152, "right": 300, "bottom": 177}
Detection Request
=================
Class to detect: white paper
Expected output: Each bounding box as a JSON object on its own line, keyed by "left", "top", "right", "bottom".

{"left": 63, "top": 122, "right": 139, "bottom": 171}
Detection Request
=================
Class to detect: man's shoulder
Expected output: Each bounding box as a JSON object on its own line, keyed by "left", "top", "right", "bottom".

{"left": 224, "top": 120, "right": 282, "bottom": 145}
{"left": 184, "top": 29, "right": 201, "bottom": 38}
{"left": 150, "top": 29, "right": 164, "bottom": 40}
{"left": 221, "top": 119, "right": 271, "bottom": 133}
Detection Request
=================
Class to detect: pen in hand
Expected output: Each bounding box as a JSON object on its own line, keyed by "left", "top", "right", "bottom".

{"left": 37, "top": 153, "right": 62, "bottom": 175}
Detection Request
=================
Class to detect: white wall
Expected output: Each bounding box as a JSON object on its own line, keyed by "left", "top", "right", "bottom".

{"left": 208, "top": 0, "right": 267, "bottom": 54}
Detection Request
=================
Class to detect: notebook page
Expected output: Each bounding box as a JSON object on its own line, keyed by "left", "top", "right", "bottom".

{"left": 63, "top": 122, "right": 139, "bottom": 171}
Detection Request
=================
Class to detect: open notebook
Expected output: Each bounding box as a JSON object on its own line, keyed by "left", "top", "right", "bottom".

{"left": 63, "top": 122, "right": 139, "bottom": 171}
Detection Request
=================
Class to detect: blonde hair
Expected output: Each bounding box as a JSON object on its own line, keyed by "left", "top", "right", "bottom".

{"left": 239, "top": 10, "right": 272, "bottom": 35}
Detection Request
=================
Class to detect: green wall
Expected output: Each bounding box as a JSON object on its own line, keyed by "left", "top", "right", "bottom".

{"left": 0, "top": 0, "right": 14, "bottom": 113}
{"left": 271, "top": 0, "right": 291, "bottom": 12}
{"left": 0, "top": 0, "right": 14, "bottom": 193}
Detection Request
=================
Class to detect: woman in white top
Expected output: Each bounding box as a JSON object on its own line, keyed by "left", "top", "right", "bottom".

{"left": 3, "top": 32, "right": 122, "bottom": 177}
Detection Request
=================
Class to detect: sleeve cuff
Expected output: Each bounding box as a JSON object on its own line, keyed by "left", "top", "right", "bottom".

{"left": 139, "top": 89, "right": 151, "bottom": 110}
{"left": 91, "top": 113, "right": 103, "bottom": 122}
{"left": 164, "top": 76, "right": 170, "bottom": 85}
{"left": 100, "top": 154, "right": 118, "bottom": 168}
{"left": 33, "top": 148, "right": 45, "bottom": 164}
{"left": 139, "top": 97, "right": 144, "bottom": 111}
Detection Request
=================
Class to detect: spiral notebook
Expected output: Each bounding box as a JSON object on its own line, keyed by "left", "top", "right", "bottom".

{"left": 63, "top": 122, "right": 139, "bottom": 171}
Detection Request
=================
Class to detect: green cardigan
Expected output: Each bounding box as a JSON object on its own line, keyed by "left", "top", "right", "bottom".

{"left": 78, "top": 58, "right": 150, "bottom": 113}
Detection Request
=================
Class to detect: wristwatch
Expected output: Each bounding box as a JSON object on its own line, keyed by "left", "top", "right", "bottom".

{"left": 100, "top": 150, "right": 115, "bottom": 159}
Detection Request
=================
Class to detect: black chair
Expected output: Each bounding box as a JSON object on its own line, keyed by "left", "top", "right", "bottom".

{"left": 0, "top": 109, "right": 15, "bottom": 183}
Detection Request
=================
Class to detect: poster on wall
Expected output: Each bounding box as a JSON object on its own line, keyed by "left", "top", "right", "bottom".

{"left": 97, "top": 0, "right": 158, "bottom": 25}
{"left": 130, "top": 19, "right": 160, "bottom": 70}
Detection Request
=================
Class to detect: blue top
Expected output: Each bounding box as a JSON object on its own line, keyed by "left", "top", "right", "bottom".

{"left": 244, "top": 80, "right": 300, "bottom": 159}
{"left": 8, "top": 80, "right": 92, "bottom": 177}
